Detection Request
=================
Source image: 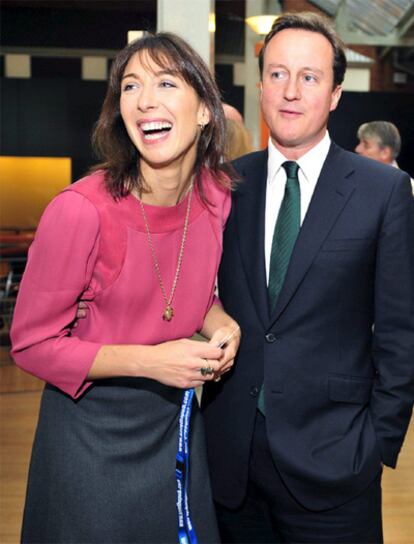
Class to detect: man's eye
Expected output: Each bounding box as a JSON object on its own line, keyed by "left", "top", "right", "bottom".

{"left": 271, "top": 71, "right": 286, "bottom": 80}
{"left": 303, "top": 74, "right": 317, "bottom": 83}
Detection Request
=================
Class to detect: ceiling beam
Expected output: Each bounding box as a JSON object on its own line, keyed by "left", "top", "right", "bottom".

{"left": 334, "top": 0, "right": 414, "bottom": 47}
{"left": 396, "top": 5, "right": 414, "bottom": 40}
{"left": 0, "top": 46, "right": 119, "bottom": 58}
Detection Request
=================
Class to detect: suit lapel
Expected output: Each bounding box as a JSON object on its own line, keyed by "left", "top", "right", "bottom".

{"left": 235, "top": 151, "right": 270, "bottom": 327}
{"left": 270, "top": 143, "right": 357, "bottom": 325}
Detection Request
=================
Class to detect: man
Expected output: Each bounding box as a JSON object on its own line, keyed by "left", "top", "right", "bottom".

{"left": 355, "top": 120, "right": 414, "bottom": 194}
{"left": 202, "top": 12, "right": 414, "bottom": 543}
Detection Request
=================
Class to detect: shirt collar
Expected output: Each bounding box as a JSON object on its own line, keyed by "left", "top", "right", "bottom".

{"left": 267, "top": 131, "right": 331, "bottom": 185}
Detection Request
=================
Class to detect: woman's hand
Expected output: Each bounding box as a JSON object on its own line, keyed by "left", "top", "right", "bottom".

{"left": 199, "top": 303, "right": 241, "bottom": 383}
{"left": 143, "top": 339, "right": 225, "bottom": 389}
{"left": 208, "top": 325, "right": 241, "bottom": 382}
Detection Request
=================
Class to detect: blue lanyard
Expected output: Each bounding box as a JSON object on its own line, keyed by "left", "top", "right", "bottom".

{"left": 176, "top": 388, "right": 198, "bottom": 544}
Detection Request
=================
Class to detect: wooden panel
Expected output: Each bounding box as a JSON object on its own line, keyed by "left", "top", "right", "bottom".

{"left": 0, "top": 363, "right": 413, "bottom": 542}
{"left": 0, "top": 156, "right": 71, "bottom": 229}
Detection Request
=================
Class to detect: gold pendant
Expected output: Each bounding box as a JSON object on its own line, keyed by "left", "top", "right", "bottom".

{"left": 163, "top": 305, "right": 174, "bottom": 321}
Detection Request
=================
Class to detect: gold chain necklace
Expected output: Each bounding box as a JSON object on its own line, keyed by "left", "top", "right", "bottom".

{"left": 139, "top": 185, "right": 194, "bottom": 321}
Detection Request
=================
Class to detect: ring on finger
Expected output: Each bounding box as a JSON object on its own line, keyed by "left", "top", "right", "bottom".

{"left": 200, "top": 365, "right": 214, "bottom": 377}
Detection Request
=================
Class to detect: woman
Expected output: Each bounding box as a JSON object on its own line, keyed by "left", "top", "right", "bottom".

{"left": 11, "top": 33, "right": 240, "bottom": 543}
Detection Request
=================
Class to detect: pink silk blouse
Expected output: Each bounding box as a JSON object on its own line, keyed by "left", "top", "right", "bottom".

{"left": 11, "top": 170, "right": 231, "bottom": 399}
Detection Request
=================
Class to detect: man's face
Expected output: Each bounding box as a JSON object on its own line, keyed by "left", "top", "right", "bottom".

{"left": 260, "top": 29, "right": 342, "bottom": 159}
{"left": 355, "top": 136, "right": 391, "bottom": 164}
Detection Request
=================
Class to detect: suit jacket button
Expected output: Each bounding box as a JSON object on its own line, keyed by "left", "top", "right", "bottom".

{"left": 250, "top": 386, "right": 259, "bottom": 397}
{"left": 265, "top": 333, "right": 276, "bottom": 343}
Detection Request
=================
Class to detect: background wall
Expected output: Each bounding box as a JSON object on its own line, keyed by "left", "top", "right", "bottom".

{"left": 1, "top": 78, "right": 413, "bottom": 183}
{"left": 1, "top": 78, "right": 106, "bottom": 182}
{"left": 329, "top": 91, "right": 414, "bottom": 176}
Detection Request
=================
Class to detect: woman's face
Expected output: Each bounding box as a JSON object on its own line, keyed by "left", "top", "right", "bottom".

{"left": 120, "top": 51, "right": 209, "bottom": 171}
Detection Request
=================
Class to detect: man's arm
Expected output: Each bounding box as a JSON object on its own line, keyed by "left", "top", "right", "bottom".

{"left": 370, "top": 172, "right": 414, "bottom": 467}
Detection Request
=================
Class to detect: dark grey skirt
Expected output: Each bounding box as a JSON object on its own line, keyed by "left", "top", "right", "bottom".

{"left": 21, "top": 378, "right": 219, "bottom": 544}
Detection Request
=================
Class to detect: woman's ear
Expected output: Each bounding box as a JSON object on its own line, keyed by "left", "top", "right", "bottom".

{"left": 198, "top": 103, "right": 211, "bottom": 128}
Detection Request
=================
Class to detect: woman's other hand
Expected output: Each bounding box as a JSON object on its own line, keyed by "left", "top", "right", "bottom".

{"left": 208, "top": 325, "right": 241, "bottom": 382}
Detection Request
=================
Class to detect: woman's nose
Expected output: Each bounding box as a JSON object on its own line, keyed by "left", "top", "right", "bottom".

{"left": 137, "top": 85, "right": 157, "bottom": 112}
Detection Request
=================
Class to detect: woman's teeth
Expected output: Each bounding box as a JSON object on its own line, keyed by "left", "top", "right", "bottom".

{"left": 141, "top": 121, "right": 172, "bottom": 140}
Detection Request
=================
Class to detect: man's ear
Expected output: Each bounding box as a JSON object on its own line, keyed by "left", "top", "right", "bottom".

{"left": 380, "top": 146, "right": 393, "bottom": 164}
{"left": 330, "top": 85, "right": 342, "bottom": 112}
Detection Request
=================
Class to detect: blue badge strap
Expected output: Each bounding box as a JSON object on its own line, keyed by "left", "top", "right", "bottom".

{"left": 176, "top": 388, "right": 198, "bottom": 544}
{"left": 183, "top": 389, "right": 197, "bottom": 544}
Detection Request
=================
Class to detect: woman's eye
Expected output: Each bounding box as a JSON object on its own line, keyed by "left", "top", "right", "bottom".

{"left": 122, "top": 82, "right": 137, "bottom": 92}
{"left": 160, "top": 80, "right": 176, "bottom": 88}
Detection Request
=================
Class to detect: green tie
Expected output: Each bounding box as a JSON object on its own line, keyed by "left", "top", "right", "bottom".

{"left": 258, "top": 161, "right": 301, "bottom": 415}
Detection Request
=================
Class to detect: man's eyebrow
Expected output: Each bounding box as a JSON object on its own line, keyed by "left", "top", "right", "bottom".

{"left": 266, "top": 63, "right": 288, "bottom": 70}
{"left": 266, "top": 63, "right": 324, "bottom": 75}
{"left": 302, "top": 66, "right": 324, "bottom": 75}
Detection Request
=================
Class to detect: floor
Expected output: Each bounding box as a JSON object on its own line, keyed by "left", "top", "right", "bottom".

{"left": 1, "top": 364, "right": 413, "bottom": 543}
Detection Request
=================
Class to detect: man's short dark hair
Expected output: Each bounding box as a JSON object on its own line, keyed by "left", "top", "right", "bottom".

{"left": 259, "top": 12, "right": 347, "bottom": 88}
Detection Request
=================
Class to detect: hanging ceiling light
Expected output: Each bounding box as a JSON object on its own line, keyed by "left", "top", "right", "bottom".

{"left": 245, "top": 15, "right": 279, "bottom": 35}
{"left": 209, "top": 13, "right": 216, "bottom": 33}
{"left": 245, "top": 0, "right": 281, "bottom": 35}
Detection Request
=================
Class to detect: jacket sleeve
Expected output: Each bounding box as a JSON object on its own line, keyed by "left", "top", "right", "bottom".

{"left": 371, "top": 171, "right": 414, "bottom": 467}
{"left": 208, "top": 185, "right": 232, "bottom": 311}
{"left": 11, "top": 191, "right": 103, "bottom": 399}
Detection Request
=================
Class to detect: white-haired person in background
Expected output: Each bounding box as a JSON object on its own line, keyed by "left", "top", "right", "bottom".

{"left": 355, "top": 120, "right": 414, "bottom": 194}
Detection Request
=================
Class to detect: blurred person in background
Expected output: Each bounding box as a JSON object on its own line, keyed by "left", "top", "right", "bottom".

{"left": 355, "top": 120, "right": 414, "bottom": 194}
{"left": 222, "top": 103, "right": 253, "bottom": 161}
{"left": 225, "top": 118, "right": 253, "bottom": 161}
{"left": 222, "top": 102, "right": 244, "bottom": 125}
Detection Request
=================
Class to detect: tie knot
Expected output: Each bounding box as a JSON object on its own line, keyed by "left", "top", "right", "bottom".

{"left": 282, "top": 161, "right": 299, "bottom": 180}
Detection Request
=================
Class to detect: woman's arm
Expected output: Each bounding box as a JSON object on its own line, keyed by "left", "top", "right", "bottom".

{"left": 11, "top": 191, "right": 102, "bottom": 398}
{"left": 88, "top": 339, "right": 225, "bottom": 389}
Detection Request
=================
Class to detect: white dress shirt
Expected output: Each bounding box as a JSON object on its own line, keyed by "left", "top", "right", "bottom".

{"left": 392, "top": 160, "right": 414, "bottom": 195}
{"left": 265, "top": 132, "right": 331, "bottom": 284}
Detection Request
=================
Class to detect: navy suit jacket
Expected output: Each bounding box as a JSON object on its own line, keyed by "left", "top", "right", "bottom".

{"left": 202, "top": 142, "right": 414, "bottom": 511}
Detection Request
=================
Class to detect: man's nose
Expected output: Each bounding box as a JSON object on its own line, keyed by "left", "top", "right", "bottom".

{"left": 284, "top": 77, "right": 300, "bottom": 100}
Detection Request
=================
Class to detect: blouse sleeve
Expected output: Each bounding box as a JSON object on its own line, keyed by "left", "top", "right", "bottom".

{"left": 11, "top": 191, "right": 102, "bottom": 398}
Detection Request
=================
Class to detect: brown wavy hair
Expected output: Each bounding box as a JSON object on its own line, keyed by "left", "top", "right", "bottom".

{"left": 91, "top": 32, "right": 235, "bottom": 199}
